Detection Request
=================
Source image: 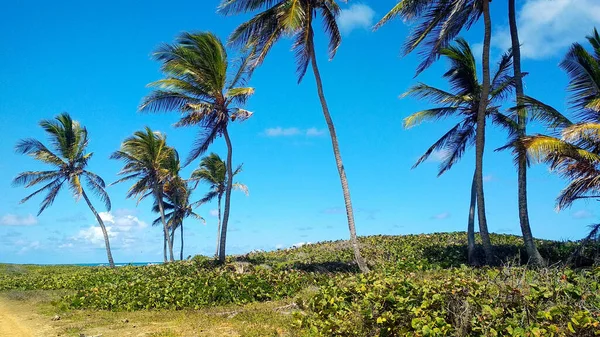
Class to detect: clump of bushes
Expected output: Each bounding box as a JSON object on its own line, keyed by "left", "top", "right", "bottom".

{"left": 295, "top": 266, "right": 600, "bottom": 336}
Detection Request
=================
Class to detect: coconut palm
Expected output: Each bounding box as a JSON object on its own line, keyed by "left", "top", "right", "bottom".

{"left": 505, "top": 0, "right": 544, "bottom": 266}
{"left": 218, "top": 0, "right": 370, "bottom": 273}
{"left": 139, "top": 32, "right": 254, "bottom": 263}
{"left": 404, "top": 38, "right": 515, "bottom": 265}
{"left": 191, "top": 153, "right": 247, "bottom": 258}
{"left": 376, "top": 0, "right": 496, "bottom": 264}
{"left": 13, "top": 113, "right": 115, "bottom": 268}
{"left": 110, "top": 127, "right": 177, "bottom": 262}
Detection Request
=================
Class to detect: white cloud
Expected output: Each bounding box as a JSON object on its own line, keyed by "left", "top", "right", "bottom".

{"left": 265, "top": 127, "right": 301, "bottom": 137}
{"left": 292, "top": 242, "right": 311, "bottom": 248}
{"left": 338, "top": 4, "right": 376, "bottom": 34}
{"left": 18, "top": 240, "right": 40, "bottom": 254}
{"left": 209, "top": 209, "right": 219, "bottom": 217}
{"left": 492, "top": 0, "right": 600, "bottom": 59}
{"left": 431, "top": 212, "right": 451, "bottom": 220}
{"left": 429, "top": 150, "right": 449, "bottom": 163}
{"left": 263, "top": 127, "right": 326, "bottom": 137}
{"left": 0, "top": 214, "right": 37, "bottom": 226}
{"left": 573, "top": 210, "right": 593, "bottom": 219}
{"left": 305, "top": 127, "right": 326, "bottom": 137}
{"left": 483, "top": 175, "right": 494, "bottom": 183}
{"left": 70, "top": 211, "right": 148, "bottom": 249}
{"left": 275, "top": 244, "right": 284, "bottom": 249}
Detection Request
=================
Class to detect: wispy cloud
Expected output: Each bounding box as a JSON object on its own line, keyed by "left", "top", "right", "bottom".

{"left": 263, "top": 127, "right": 326, "bottom": 137}
{"left": 321, "top": 207, "right": 345, "bottom": 215}
{"left": 0, "top": 214, "right": 37, "bottom": 226}
{"left": 57, "top": 213, "right": 87, "bottom": 223}
{"left": 209, "top": 209, "right": 219, "bottom": 217}
{"left": 491, "top": 0, "right": 600, "bottom": 59}
{"left": 338, "top": 4, "right": 376, "bottom": 34}
{"left": 572, "top": 210, "right": 593, "bottom": 220}
{"left": 431, "top": 212, "right": 451, "bottom": 220}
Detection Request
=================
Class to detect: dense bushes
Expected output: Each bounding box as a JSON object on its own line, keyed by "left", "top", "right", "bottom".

{"left": 296, "top": 267, "right": 600, "bottom": 336}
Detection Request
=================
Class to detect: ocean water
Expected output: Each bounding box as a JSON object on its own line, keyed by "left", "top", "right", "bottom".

{"left": 73, "top": 262, "right": 162, "bottom": 267}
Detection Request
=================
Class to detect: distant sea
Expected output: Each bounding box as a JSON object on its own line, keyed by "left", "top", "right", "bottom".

{"left": 73, "top": 262, "right": 162, "bottom": 267}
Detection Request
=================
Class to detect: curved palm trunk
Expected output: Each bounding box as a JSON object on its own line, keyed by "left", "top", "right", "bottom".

{"left": 310, "top": 44, "right": 369, "bottom": 273}
{"left": 216, "top": 194, "right": 222, "bottom": 258}
{"left": 81, "top": 189, "right": 115, "bottom": 268}
{"left": 509, "top": 0, "right": 545, "bottom": 267}
{"left": 219, "top": 129, "right": 234, "bottom": 263}
{"left": 475, "top": 0, "right": 495, "bottom": 265}
{"left": 155, "top": 188, "right": 175, "bottom": 262}
{"left": 180, "top": 222, "right": 184, "bottom": 260}
{"left": 170, "top": 226, "right": 176, "bottom": 257}
{"left": 467, "top": 170, "right": 478, "bottom": 265}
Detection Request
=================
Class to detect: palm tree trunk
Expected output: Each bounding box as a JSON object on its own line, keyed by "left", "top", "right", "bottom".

{"left": 309, "top": 42, "right": 369, "bottom": 273}
{"left": 467, "top": 170, "right": 478, "bottom": 265}
{"left": 219, "top": 128, "right": 234, "bottom": 263}
{"left": 170, "top": 226, "right": 175, "bottom": 258}
{"left": 81, "top": 189, "right": 115, "bottom": 268}
{"left": 180, "top": 221, "right": 184, "bottom": 261}
{"left": 475, "top": 0, "right": 495, "bottom": 265}
{"left": 216, "top": 194, "right": 222, "bottom": 258}
{"left": 509, "top": 0, "right": 545, "bottom": 267}
{"left": 155, "top": 188, "right": 175, "bottom": 262}
{"left": 163, "top": 234, "right": 167, "bottom": 263}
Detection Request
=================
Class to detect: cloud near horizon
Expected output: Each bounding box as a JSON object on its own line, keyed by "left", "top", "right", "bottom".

{"left": 492, "top": 0, "right": 600, "bottom": 59}
{"left": 338, "top": 4, "right": 375, "bottom": 35}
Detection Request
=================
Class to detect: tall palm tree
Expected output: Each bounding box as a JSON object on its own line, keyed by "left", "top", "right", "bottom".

{"left": 376, "top": 0, "right": 496, "bottom": 264}
{"left": 191, "top": 153, "right": 247, "bottom": 258}
{"left": 218, "top": 0, "right": 370, "bottom": 273}
{"left": 507, "top": 0, "right": 544, "bottom": 266}
{"left": 13, "top": 113, "right": 115, "bottom": 268}
{"left": 139, "top": 32, "right": 254, "bottom": 263}
{"left": 110, "top": 127, "right": 177, "bottom": 262}
{"left": 403, "top": 39, "right": 515, "bottom": 265}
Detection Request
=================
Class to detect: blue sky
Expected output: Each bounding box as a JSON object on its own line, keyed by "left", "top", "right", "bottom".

{"left": 1, "top": 0, "right": 600, "bottom": 264}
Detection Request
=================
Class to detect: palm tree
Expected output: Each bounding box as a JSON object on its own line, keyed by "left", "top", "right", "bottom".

{"left": 139, "top": 32, "right": 254, "bottom": 263}
{"left": 403, "top": 39, "right": 515, "bottom": 265}
{"left": 13, "top": 113, "right": 115, "bottom": 268}
{"left": 218, "top": 0, "right": 370, "bottom": 273}
{"left": 376, "top": 0, "right": 496, "bottom": 264}
{"left": 191, "top": 153, "right": 247, "bottom": 258}
{"left": 506, "top": 0, "right": 544, "bottom": 266}
{"left": 110, "top": 127, "right": 177, "bottom": 262}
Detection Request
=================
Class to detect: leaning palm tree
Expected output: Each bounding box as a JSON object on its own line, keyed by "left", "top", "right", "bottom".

{"left": 219, "top": 0, "right": 370, "bottom": 272}
{"left": 191, "top": 153, "right": 247, "bottom": 258}
{"left": 376, "top": 0, "right": 496, "bottom": 264}
{"left": 404, "top": 38, "right": 515, "bottom": 265}
{"left": 13, "top": 113, "right": 115, "bottom": 268}
{"left": 111, "top": 127, "right": 177, "bottom": 262}
{"left": 139, "top": 32, "right": 254, "bottom": 263}
{"left": 505, "top": 0, "right": 544, "bottom": 266}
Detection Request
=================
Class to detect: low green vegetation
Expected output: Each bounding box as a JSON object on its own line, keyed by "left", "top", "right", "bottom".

{"left": 1, "top": 233, "right": 599, "bottom": 336}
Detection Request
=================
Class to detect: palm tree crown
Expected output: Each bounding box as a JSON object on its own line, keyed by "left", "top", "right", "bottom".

{"left": 191, "top": 153, "right": 246, "bottom": 204}
{"left": 14, "top": 113, "right": 110, "bottom": 214}
{"left": 139, "top": 32, "right": 254, "bottom": 165}
{"left": 404, "top": 38, "right": 515, "bottom": 174}
{"left": 219, "top": 0, "right": 342, "bottom": 82}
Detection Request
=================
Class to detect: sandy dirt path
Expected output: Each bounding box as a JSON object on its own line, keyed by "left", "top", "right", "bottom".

{"left": 0, "top": 298, "right": 35, "bottom": 337}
